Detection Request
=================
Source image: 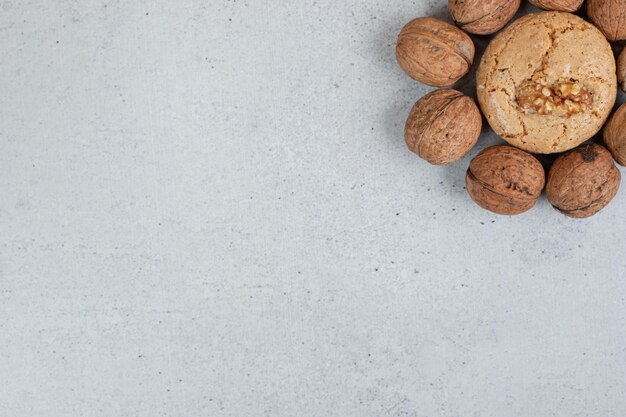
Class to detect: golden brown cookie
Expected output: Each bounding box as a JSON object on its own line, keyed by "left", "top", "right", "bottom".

{"left": 476, "top": 12, "right": 617, "bottom": 154}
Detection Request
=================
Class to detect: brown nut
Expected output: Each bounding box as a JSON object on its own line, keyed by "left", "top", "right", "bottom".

{"left": 449, "top": 0, "right": 521, "bottom": 35}
{"left": 604, "top": 104, "right": 626, "bottom": 166}
{"left": 396, "top": 17, "right": 475, "bottom": 87}
{"left": 528, "top": 0, "right": 584, "bottom": 12}
{"left": 466, "top": 145, "right": 545, "bottom": 215}
{"left": 405, "top": 89, "right": 482, "bottom": 165}
{"left": 587, "top": 0, "right": 626, "bottom": 42}
{"left": 618, "top": 47, "right": 626, "bottom": 92}
{"left": 546, "top": 143, "right": 621, "bottom": 218}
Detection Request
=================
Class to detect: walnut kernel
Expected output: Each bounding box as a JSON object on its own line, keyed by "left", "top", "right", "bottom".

{"left": 516, "top": 81, "right": 592, "bottom": 116}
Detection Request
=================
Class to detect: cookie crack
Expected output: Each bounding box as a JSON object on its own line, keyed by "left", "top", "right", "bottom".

{"left": 486, "top": 22, "right": 526, "bottom": 82}
{"left": 519, "top": 117, "right": 528, "bottom": 139}
{"left": 512, "top": 23, "right": 581, "bottom": 145}
{"left": 529, "top": 27, "right": 557, "bottom": 81}
{"left": 529, "top": 24, "right": 578, "bottom": 82}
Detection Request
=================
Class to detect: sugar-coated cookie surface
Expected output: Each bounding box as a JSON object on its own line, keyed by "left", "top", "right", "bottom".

{"left": 477, "top": 12, "right": 617, "bottom": 154}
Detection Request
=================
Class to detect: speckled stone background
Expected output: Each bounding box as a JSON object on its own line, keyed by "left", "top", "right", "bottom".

{"left": 2, "top": 1, "right": 626, "bottom": 416}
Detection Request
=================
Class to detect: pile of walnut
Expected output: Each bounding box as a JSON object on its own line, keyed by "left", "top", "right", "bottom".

{"left": 397, "top": 0, "right": 626, "bottom": 218}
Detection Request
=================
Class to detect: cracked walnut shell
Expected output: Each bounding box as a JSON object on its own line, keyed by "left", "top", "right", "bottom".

{"left": 449, "top": 0, "right": 521, "bottom": 35}
{"left": 405, "top": 89, "right": 481, "bottom": 165}
{"left": 396, "top": 17, "right": 475, "bottom": 87}
{"left": 546, "top": 143, "right": 621, "bottom": 218}
{"left": 528, "top": 0, "right": 584, "bottom": 12}
{"left": 587, "top": 0, "right": 626, "bottom": 42}
{"left": 466, "top": 146, "right": 545, "bottom": 215}
{"left": 604, "top": 104, "right": 626, "bottom": 166}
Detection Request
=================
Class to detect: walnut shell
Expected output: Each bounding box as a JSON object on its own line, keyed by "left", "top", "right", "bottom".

{"left": 528, "top": 0, "right": 584, "bottom": 12}
{"left": 546, "top": 143, "right": 621, "bottom": 218}
{"left": 466, "top": 145, "right": 545, "bottom": 215}
{"left": 405, "top": 89, "right": 482, "bottom": 165}
{"left": 396, "top": 17, "right": 475, "bottom": 87}
{"left": 618, "top": 47, "right": 626, "bottom": 92}
{"left": 587, "top": 0, "right": 626, "bottom": 42}
{"left": 604, "top": 104, "right": 626, "bottom": 166}
{"left": 449, "top": 0, "right": 521, "bottom": 35}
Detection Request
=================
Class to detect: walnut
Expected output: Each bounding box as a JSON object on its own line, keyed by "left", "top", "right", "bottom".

{"left": 587, "top": 0, "right": 626, "bottom": 42}
{"left": 516, "top": 80, "right": 592, "bottom": 116}
{"left": 465, "top": 145, "right": 545, "bottom": 215}
{"left": 618, "top": 47, "right": 626, "bottom": 92}
{"left": 604, "top": 104, "right": 626, "bottom": 166}
{"left": 449, "top": 0, "right": 521, "bottom": 35}
{"left": 396, "top": 17, "right": 475, "bottom": 87}
{"left": 405, "top": 89, "right": 482, "bottom": 165}
{"left": 546, "top": 143, "right": 621, "bottom": 218}
{"left": 528, "top": 0, "right": 584, "bottom": 12}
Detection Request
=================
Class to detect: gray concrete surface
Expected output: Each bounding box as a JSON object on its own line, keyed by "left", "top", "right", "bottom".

{"left": 2, "top": 1, "right": 626, "bottom": 416}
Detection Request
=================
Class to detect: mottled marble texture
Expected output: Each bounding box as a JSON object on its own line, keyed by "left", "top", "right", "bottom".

{"left": 1, "top": 1, "right": 625, "bottom": 416}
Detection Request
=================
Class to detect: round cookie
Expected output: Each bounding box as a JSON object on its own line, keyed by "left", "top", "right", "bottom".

{"left": 476, "top": 12, "right": 617, "bottom": 154}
